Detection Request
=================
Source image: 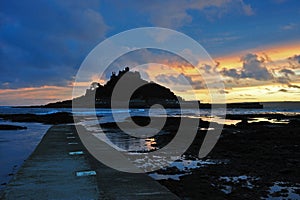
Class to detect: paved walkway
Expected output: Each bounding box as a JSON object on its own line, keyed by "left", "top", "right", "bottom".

{"left": 1, "top": 125, "right": 179, "bottom": 200}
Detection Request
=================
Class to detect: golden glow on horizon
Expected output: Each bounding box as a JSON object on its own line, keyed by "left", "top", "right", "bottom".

{"left": 1, "top": 42, "right": 299, "bottom": 105}
{"left": 0, "top": 86, "right": 73, "bottom": 106}
{"left": 214, "top": 42, "right": 300, "bottom": 69}
{"left": 224, "top": 83, "right": 300, "bottom": 103}
{"left": 140, "top": 42, "right": 300, "bottom": 103}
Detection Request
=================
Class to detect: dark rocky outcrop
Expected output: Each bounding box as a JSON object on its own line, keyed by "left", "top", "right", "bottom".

{"left": 0, "top": 112, "right": 73, "bottom": 125}
{"left": 31, "top": 67, "right": 262, "bottom": 109}
{"left": 0, "top": 125, "right": 27, "bottom": 130}
{"left": 43, "top": 68, "right": 189, "bottom": 108}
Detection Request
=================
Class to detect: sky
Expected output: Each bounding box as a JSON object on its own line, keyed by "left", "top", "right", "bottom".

{"left": 0, "top": 0, "right": 299, "bottom": 105}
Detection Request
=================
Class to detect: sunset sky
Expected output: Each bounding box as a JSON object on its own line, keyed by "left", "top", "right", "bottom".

{"left": 0, "top": 0, "right": 299, "bottom": 105}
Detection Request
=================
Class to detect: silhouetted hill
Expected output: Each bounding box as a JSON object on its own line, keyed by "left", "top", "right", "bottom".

{"left": 41, "top": 67, "right": 262, "bottom": 109}
{"left": 45, "top": 67, "right": 185, "bottom": 108}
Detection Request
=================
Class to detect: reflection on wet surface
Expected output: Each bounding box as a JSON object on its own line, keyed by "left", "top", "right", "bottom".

{"left": 248, "top": 117, "right": 290, "bottom": 124}
{"left": 145, "top": 138, "right": 157, "bottom": 151}
{"left": 200, "top": 116, "right": 241, "bottom": 125}
{"left": 0, "top": 121, "right": 50, "bottom": 190}
{"left": 217, "top": 175, "right": 260, "bottom": 194}
{"left": 147, "top": 158, "right": 229, "bottom": 180}
{"left": 263, "top": 182, "right": 300, "bottom": 200}
{"left": 148, "top": 173, "right": 190, "bottom": 181}
{"left": 93, "top": 130, "right": 159, "bottom": 152}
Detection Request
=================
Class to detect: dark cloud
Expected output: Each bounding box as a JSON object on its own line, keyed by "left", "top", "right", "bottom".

{"left": 156, "top": 73, "right": 191, "bottom": 85}
{"left": 279, "top": 69, "right": 295, "bottom": 76}
{"left": 276, "top": 68, "right": 296, "bottom": 83}
{"left": 221, "top": 53, "right": 273, "bottom": 81}
{"left": 240, "top": 54, "right": 273, "bottom": 80}
{"left": 0, "top": 0, "right": 108, "bottom": 89}
{"left": 220, "top": 53, "right": 299, "bottom": 87}
{"left": 155, "top": 73, "right": 204, "bottom": 89}
{"left": 203, "top": 64, "right": 215, "bottom": 74}
{"left": 276, "top": 76, "right": 290, "bottom": 84}
{"left": 119, "top": 0, "right": 253, "bottom": 28}
{"left": 289, "top": 54, "right": 300, "bottom": 63}
{"left": 221, "top": 68, "right": 241, "bottom": 78}
{"left": 219, "top": 89, "right": 229, "bottom": 94}
{"left": 288, "top": 84, "right": 300, "bottom": 89}
{"left": 104, "top": 48, "right": 192, "bottom": 78}
{"left": 278, "top": 89, "right": 288, "bottom": 93}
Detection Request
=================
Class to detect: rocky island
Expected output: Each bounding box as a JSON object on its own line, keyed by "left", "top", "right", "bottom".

{"left": 38, "top": 67, "right": 263, "bottom": 109}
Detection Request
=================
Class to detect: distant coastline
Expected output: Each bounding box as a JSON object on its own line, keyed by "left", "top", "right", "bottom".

{"left": 23, "top": 101, "right": 264, "bottom": 109}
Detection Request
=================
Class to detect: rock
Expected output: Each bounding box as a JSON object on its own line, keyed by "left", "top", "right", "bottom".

{"left": 0, "top": 124, "right": 27, "bottom": 130}
{"left": 279, "top": 168, "right": 293, "bottom": 174}
{"left": 0, "top": 112, "right": 74, "bottom": 125}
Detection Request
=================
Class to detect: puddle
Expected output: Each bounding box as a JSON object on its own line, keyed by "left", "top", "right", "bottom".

{"left": 132, "top": 154, "right": 176, "bottom": 172}
{"left": 147, "top": 158, "right": 228, "bottom": 181}
{"left": 68, "top": 142, "right": 78, "bottom": 145}
{"left": 69, "top": 151, "right": 84, "bottom": 155}
{"left": 199, "top": 127, "right": 215, "bottom": 131}
{"left": 221, "top": 185, "right": 232, "bottom": 194}
{"left": 200, "top": 116, "right": 241, "bottom": 125}
{"left": 263, "top": 182, "right": 300, "bottom": 200}
{"left": 217, "top": 175, "right": 260, "bottom": 194}
{"left": 76, "top": 171, "right": 96, "bottom": 177}
{"left": 170, "top": 159, "right": 228, "bottom": 171}
{"left": 249, "top": 118, "right": 289, "bottom": 124}
{"left": 148, "top": 172, "right": 191, "bottom": 181}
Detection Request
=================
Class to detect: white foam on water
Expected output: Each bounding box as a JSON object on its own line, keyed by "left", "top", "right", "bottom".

{"left": 68, "top": 142, "right": 78, "bottom": 145}
{"left": 69, "top": 151, "right": 84, "bottom": 155}
{"left": 76, "top": 171, "right": 96, "bottom": 177}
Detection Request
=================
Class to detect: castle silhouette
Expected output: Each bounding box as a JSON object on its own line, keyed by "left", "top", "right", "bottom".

{"left": 42, "top": 67, "right": 263, "bottom": 109}
{"left": 83, "top": 67, "right": 185, "bottom": 108}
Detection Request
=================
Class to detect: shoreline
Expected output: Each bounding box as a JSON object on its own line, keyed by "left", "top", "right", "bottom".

{"left": 155, "top": 116, "right": 300, "bottom": 199}
{"left": 99, "top": 114, "right": 300, "bottom": 199}
{"left": 16, "top": 102, "right": 264, "bottom": 109}
{"left": 0, "top": 125, "right": 99, "bottom": 199}
{"left": 0, "top": 111, "right": 299, "bottom": 199}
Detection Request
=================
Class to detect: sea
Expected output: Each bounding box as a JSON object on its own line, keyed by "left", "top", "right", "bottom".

{"left": 0, "top": 102, "right": 299, "bottom": 190}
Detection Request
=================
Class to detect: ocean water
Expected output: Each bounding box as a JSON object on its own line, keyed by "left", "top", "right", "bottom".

{"left": 0, "top": 102, "right": 299, "bottom": 189}
{"left": 0, "top": 101, "right": 299, "bottom": 115}
{"left": 0, "top": 120, "right": 50, "bottom": 190}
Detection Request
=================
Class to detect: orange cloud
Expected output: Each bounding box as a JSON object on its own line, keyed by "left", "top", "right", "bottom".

{"left": 2, "top": 41, "right": 299, "bottom": 105}
{"left": 214, "top": 41, "right": 300, "bottom": 68}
